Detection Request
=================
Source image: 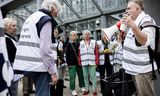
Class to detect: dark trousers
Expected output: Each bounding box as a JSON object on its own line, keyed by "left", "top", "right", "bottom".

{"left": 50, "top": 79, "right": 64, "bottom": 96}
{"left": 23, "top": 76, "right": 34, "bottom": 95}
{"left": 98, "top": 62, "right": 113, "bottom": 95}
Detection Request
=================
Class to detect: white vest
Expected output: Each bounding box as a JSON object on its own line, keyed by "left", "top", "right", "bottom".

{"left": 111, "top": 43, "right": 123, "bottom": 65}
{"left": 5, "top": 35, "right": 23, "bottom": 82}
{"left": 97, "top": 40, "right": 105, "bottom": 65}
{"left": 79, "top": 40, "right": 96, "bottom": 66}
{"left": 123, "top": 12, "right": 157, "bottom": 75}
{"left": 13, "top": 11, "right": 49, "bottom": 72}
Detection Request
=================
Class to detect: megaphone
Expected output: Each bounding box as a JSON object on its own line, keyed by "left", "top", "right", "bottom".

{"left": 101, "top": 25, "right": 119, "bottom": 42}
{"left": 101, "top": 21, "right": 127, "bottom": 42}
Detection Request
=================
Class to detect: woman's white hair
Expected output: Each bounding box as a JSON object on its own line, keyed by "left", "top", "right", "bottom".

{"left": 41, "top": 0, "right": 62, "bottom": 12}
{"left": 70, "top": 30, "right": 77, "bottom": 36}
{"left": 3, "top": 18, "right": 16, "bottom": 29}
{"left": 82, "top": 30, "right": 91, "bottom": 37}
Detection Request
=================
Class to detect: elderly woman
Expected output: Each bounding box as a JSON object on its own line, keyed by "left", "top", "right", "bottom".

{"left": 65, "top": 31, "right": 86, "bottom": 96}
{"left": 4, "top": 18, "right": 18, "bottom": 96}
{"left": 13, "top": 0, "right": 62, "bottom": 96}
{"left": 78, "top": 30, "right": 99, "bottom": 96}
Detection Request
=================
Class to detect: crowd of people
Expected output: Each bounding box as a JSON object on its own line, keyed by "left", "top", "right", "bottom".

{"left": 1, "top": 0, "right": 158, "bottom": 96}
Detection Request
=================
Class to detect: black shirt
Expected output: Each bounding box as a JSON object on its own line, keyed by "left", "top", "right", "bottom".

{"left": 65, "top": 42, "right": 79, "bottom": 66}
{"left": 5, "top": 33, "right": 17, "bottom": 64}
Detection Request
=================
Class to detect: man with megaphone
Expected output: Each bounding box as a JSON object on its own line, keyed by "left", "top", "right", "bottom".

{"left": 102, "top": 0, "right": 156, "bottom": 96}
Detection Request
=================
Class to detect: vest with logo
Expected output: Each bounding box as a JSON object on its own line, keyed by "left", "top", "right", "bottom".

{"left": 13, "top": 11, "right": 52, "bottom": 72}
{"left": 79, "top": 40, "right": 96, "bottom": 66}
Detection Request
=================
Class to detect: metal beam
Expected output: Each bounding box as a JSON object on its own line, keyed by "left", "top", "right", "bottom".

{"left": 1, "top": 0, "right": 33, "bottom": 13}
{"left": 23, "top": 6, "right": 33, "bottom": 15}
{"left": 56, "top": 16, "right": 63, "bottom": 23}
{"left": 0, "top": 0, "right": 13, "bottom": 7}
{"left": 91, "top": 0, "right": 104, "bottom": 14}
{"left": 63, "top": 0, "right": 81, "bottom": 19}
{"left": 110, "top": 14, "right": 121, "bottom": 21}
{"left": 60, "top": 13, "right": 100, "bottom": 26}
{"left": 60, "top": 6, "right": 126, "bottom": 26}
{"left": 11, "top": 13, "right": 25, "bottom": 22}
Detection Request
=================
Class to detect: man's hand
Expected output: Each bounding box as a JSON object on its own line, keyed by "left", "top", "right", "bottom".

{"left": 50, "top": 73, "right": 58, "bottom": 85}
{"left": 122, "top": 14, "right": 135, "bottom": 28}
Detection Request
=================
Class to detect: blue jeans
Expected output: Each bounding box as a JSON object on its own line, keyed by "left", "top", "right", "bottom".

{"left": 25, "top": 72, "right": 50, "bottom": 96}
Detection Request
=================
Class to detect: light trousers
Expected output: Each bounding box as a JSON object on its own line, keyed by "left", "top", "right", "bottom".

{"left": 133, "top": 72, "right": 156, "bottom": 96}
{"left": 82, "top": 65, "right": 97, "bottom": 92}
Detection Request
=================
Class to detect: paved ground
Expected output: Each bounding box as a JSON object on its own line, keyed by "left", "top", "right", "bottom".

{"left": 18, "top": 74, "right": 102, "bottom": 96}
{"left": 63, "top": 77, "right": 102, "bottom": 96}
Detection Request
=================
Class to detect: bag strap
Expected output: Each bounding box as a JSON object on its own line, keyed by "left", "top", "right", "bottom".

{"left": 70, "top": 43, "right": 79, "bottom": 62}
{"left": 140, "top": 23, "right": 159, "bottom": 51}
{"left": 140, "top": 22, "right": 159, "bottom": 80}
{"left": 148, "top": 46, "right": 157, "bottom": 79}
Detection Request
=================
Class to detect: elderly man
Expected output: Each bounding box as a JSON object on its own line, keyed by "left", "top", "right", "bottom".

{"left": 121, "top": 0, "right": 156, "bottom": 96}
{"left": 13, "top": 0, "right": 62, "bottom": 96}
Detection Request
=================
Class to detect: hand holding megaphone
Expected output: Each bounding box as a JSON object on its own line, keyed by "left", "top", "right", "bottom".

{"left": 117, "top": 19, "right": 127, "bottom": 32}
{"left": 121, "top": 13, "right": 135, "bottom": 28}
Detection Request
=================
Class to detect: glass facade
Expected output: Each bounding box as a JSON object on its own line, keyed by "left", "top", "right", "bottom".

{"left": 60, "top": 0, "right": 126, "bottom": 21}
{"left": 5, "top": 0, "right": 127, "bottom": 38}
{"left": 6, "top": 1, "right": 36, "bottom": 33}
